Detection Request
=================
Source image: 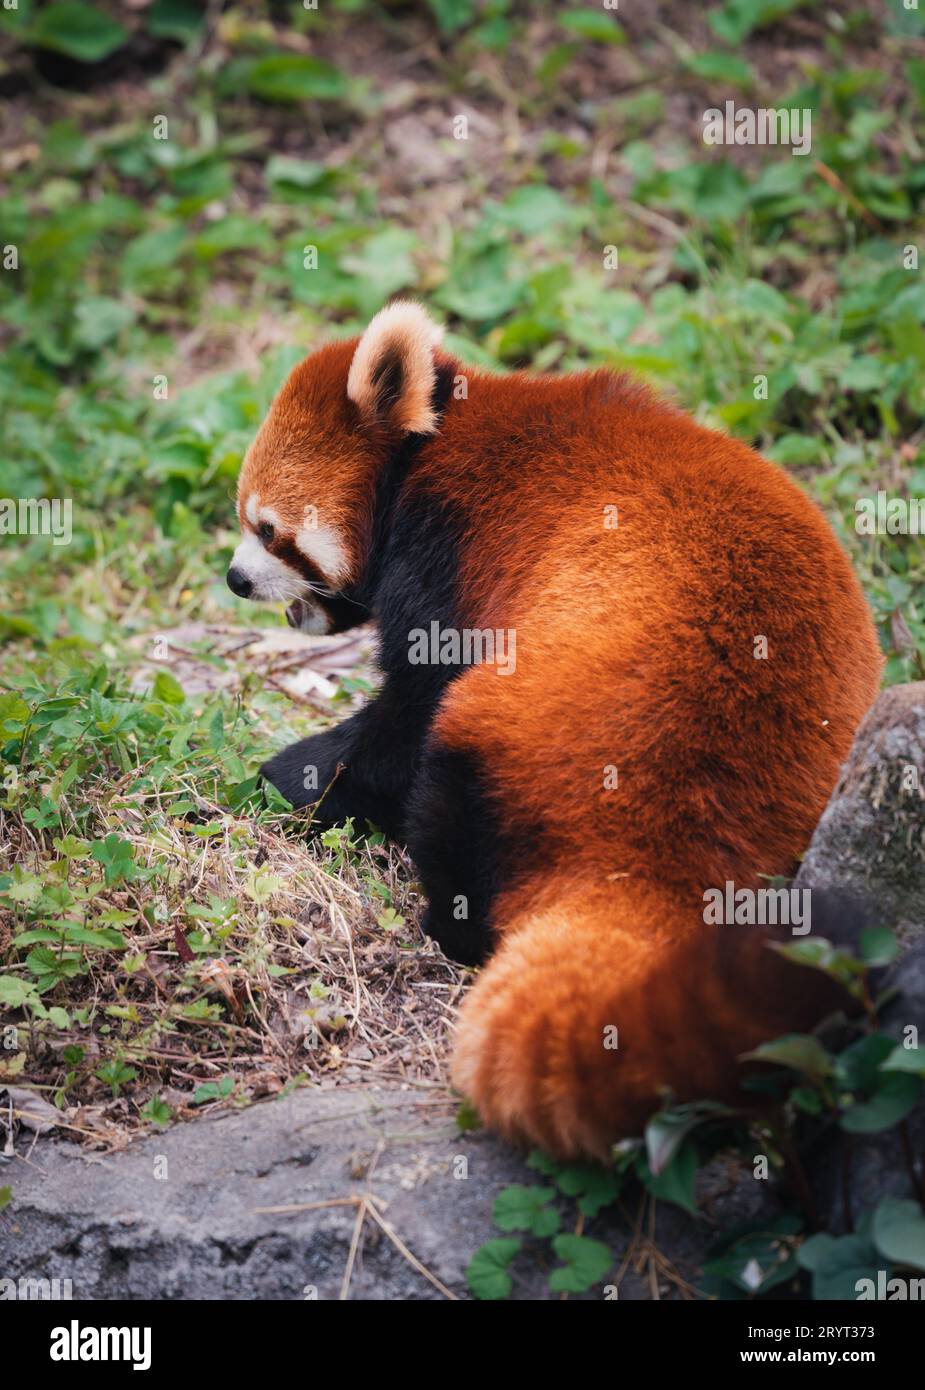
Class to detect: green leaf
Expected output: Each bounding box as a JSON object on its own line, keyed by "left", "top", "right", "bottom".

{"left": 95, "top": 1060, "right": 136, "bottom": 1097}
{"left": 339, "top": 228, "right": 419, "bottom": 317}
{"left": 244, "top": 55, "right": 348, "bottom": 104}
{"left": 881, "top": 1045, "right": 925, "bottom": 1077}
{"left": 427, "top": 0, "right": 475, "bottom": 34}
{"left": 766, "top": 435, "right": 828, "bottom": 467}
{"left": 4, "top": 871, "right": 44, "bottom": 905}
{"left": 0, "top": 1187, "right": 11, "bottom": 1212}
{"left": 840, "top": 357, "right": 889, "bottom": 393}
{"left": 536, "top": 40, "right": 577, "bottom": 88}
{"left": 797, "top": 1233, "right": 838, "bottom": 1273}
{"left": 548, "top": 1234, "right": 612, "bottom": 1293}
{"left": 872, "top": 1198, "right": 925, "bottom": 1273}
{"left": 31, "top": 3, "right": 128, "bottom": 62}
{"left": 742, "top": 1034, "right": 834, "bottom": 1083}
{"left": 191, "top": 1076, "right": 235, "bottom": 1105}
{"left": 639, "top": 1137, "right": 699, "bottom": 1216}
{"left": 492, "top": 1185, "right": 559, "bottom": 1237}
{"left": 559, "top": 10, "right": 625, "bottom": 43}
{"left": 701, "top": 1215, "right": 803, "bottom": 1296}
{"left": 191, "top": 215, "right": 273, "bottom": 261}
{"left": 265, "top": 156, "right": 329, "bottom": 190}
{"left": 708, "top": 0, "right": 804, "bottom": 46}
{"left": 14, "top": 928, "right": 65, "bottom": 946}
{"left": 798, "top": 1231, "right": 881, "bottom": 1301}
{"left": 90, "top": 835, "right": 136, "bottom": 886}
{"left": 685, "top": 51, "right": 755, "bottom": 86}
{"left": 0, "top": 0, "right": 32, "bottom": 35}
{"left": 491, "top": 185, "right": 578, "bottom": 236}
{"left": 147, "top": 0, "right": 204, "bottom": 43}
{"left": 907, "top": 58, "right": 925, "bottom": 105}
{"left": 73, "top": 296, "right": 135, "bottom": 351}
{"left": 140, "top": 1095, "right": 173, "bottom": 1127}
{"left": 555, "top": 1163, "right": 622, "bottom": 1217}
{"left": 244, "top": 869, "right": 284, "bottom": 904}
{"left": 26, "top": 946, "right": 84, "bottom": 985}
{"left": 168, "top": 722, "right": 195, "bottom": 760}
{"left": 455, "top": 1099, "right": 480, "bottom": 1133}
{"left": 836, "top": 1034, "right": 896, "bottom": 1092}
{"left": 526, "top": 1148, "right": 561, "bottom": 1177}
{"left": 791, "top": 1086, "right": 824, "bottom": 1115}
{"left": 859, "top": 926, "right": 900, "bottom": 966}
{"left": 0, "top": 694, "right": 30, "bottom": 732}
{"left": 840, "top": 1072, "right": 921, "bottom": 1133}
{"left": 646, "top": 1101, "right": 732, "bottom": 1176}
{"left": 64, "top": 926, "right": 126, "bottom": 950}
{"left": 0, "top": 977, "right": 41, "bottom": 1009}
{"left": 466, "top": 1238, "right": 521, "bottom": 1300}
{"left": 120, "top": 225, "right": 188, "bottom": 289}
{"left": 151, "top": 670, "right": 186, "bottom": 706}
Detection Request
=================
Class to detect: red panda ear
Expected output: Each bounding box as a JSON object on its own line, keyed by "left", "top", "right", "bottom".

{"left": 347, "top": 301, "right": 444, "bottom": 436}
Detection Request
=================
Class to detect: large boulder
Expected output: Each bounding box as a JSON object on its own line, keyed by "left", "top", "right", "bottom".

{"left": 0, "top": 1085, "right": 775, "bottom": 1300}
{"left": 795, "top": 681, "right": 925, "bottom": 946}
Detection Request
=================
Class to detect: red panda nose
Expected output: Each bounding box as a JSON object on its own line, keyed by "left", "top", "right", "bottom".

{"left": 226, "top": 567, "right": 252, "bottom": 598}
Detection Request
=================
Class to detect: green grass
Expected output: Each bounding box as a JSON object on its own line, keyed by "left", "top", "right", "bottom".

{"left": 0, "top": 1, "right": 924, "bottom": 1255}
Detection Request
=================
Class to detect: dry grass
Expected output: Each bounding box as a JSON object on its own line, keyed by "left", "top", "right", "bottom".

{"left": 1, "top": 622, "right": 469, "bottom": 1151}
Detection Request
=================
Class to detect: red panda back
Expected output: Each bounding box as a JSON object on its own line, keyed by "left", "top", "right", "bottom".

{"left": 424, "top": 371, "right": 880, "bottom": 891}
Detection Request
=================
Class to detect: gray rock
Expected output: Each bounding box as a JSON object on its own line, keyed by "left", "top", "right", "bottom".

{"left": 795, "top": 682, "right": 925, "bottom": 1232}
{"left": 0, "top": 1086, "right": 767, "bottom": 1300}
{"left": 795, "top": 681, "right": 925, "bottom": 946}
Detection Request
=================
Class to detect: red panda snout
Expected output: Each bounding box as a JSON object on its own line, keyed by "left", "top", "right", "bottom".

{"left": 228, "top": 473, "right": 359, "bottom": 635}
{"left": 225, "top": 527, "right": 329, "bottom": 632}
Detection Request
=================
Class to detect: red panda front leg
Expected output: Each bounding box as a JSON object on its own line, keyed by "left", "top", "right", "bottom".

{"left": 260, "top": 678, "right": 430, "bottom": 838}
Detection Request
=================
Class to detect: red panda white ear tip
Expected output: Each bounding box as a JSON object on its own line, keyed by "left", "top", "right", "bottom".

{"left": 347, "top": 301, "right": 444, "bottom": 435}
{"left": 358, "top": 299, "right": 444, "bottom": 352}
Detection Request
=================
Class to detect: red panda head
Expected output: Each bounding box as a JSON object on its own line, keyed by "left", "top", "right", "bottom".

{"left": 228, "top": 301, "right": 444, "bottom": 633}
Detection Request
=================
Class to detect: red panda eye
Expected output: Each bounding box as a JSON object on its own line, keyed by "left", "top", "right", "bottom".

{"left": 258, "top": 521, "right": 275, "bottom": 544}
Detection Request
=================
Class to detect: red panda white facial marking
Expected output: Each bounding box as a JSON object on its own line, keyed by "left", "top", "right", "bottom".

{"left": 294, "top": 508, "right": 351, "bottom": 588}
{"left": 228, "top": 490, "right": 343, "bottom": 634}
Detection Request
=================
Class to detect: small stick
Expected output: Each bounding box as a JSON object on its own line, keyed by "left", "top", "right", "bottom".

{"left": 255, "top": 1196, "right": 363, "bottom": 1215}
{"left": 339, "top": 1195, "right": 370, "bottom": 1301}
{"left": 365, "top": 1196, "right": 459, "bottom": 1301}
{"left": 254, "top": 1191, "right": 459, "bottom": 1301}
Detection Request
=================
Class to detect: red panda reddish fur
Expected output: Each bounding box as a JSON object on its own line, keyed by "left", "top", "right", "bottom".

{"left": 233, "top": 304, "right": 883, "bottom": 1162}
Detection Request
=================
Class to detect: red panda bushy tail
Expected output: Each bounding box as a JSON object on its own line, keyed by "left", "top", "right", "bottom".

{"left": 451, "top": 876, "right": 856, "bottom": 1161}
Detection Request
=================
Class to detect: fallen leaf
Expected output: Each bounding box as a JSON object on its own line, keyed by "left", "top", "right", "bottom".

{"left": 2, "top": 1086, "right": 61, "bottom": 1134}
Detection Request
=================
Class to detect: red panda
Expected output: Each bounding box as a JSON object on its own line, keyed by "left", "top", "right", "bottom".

{"left": 229, "top": 301, "right": 883, "bottom": 1161}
